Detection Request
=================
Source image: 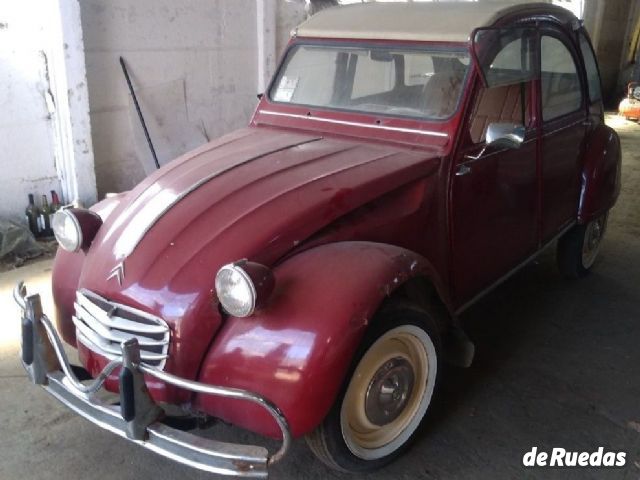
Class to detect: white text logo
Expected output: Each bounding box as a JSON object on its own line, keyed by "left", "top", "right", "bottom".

{"left": 523, "top": 447, "right": 626, "bottom": 467}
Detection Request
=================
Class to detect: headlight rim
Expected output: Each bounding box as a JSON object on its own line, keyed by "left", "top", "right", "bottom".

{"left": 52, "top": 209, "right": 83, "bottom": 253}
{"left": 215, "top": 261, "right": 258, "bottom": 318}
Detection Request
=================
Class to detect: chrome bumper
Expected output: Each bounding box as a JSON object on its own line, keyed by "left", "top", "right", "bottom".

{"left": 13, "top": 282, "right": 291, "bottom": 478}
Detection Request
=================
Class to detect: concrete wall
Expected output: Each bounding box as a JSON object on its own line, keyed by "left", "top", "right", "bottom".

{"left": 617, "top": 1, "right": 640, "bottom": 91}
{"left": 583, "top": 0, "right": 640, "bottom": 104}
{"left": 81, "top": 0, "right": 306, "bottom": 198}
{"left": 81, "top": 0, "right": 257, "bottom": 196}
{"left": 584, "top": 0, "right": 628, "bottom": 103}
{"left": 277, "top": 1, "right": 307, "bottom": 63}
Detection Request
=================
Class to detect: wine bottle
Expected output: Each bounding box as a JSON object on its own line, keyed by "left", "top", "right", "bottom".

{"left": 49, "top": 190, "right": 61, "bottom": 228}
{"left": 50, "top": 190, "right": 61, "bottom": 212}
{"left": 40, "top": 194, "right": 52, "bottom": 237}
{"left": 25, "top": 194, "right": 40, "bottom": 237}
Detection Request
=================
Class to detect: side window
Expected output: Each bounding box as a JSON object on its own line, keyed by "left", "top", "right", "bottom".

{"left": 468, "top": 32, "right": 533, "bottom": 143}
{"left": 473, "top": 27, "right": 536, "bottom": 87}
{"left": 579, "top": 33, "right": 602, "bottom": 102}
{"left": 469, "top": 82, "right": 532, "bottom": 143}
{"left": 491, "top": 37, "right": 530, "bottom": 71}
{"left": 540, "top": 36, "right": 583, "bottom": 120}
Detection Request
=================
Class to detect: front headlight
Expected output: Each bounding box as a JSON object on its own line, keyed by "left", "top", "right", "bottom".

{"left": 52, "top": 208, "right": 103, "bottom": 253}
{"left": 215, "top": 261, "right": 275, "bottom": 317}
{"left": 52, "top": 209, "right": 82, "bottom": 252}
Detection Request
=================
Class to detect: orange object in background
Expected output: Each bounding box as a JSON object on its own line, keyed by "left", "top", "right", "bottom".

{"left": 619, "top": 82, "right": 640, "bottom": 120}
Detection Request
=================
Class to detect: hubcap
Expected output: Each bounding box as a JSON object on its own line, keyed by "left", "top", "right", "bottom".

{"left": 582, "top": 215, "right": 606, "bottom": 268}
{"left": 364, "top": 357, "right": 415, "bottom": 426}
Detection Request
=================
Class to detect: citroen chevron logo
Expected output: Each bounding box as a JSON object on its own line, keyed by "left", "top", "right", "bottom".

{"left": 107, "top": 261, "right": 125, "bottom": 286}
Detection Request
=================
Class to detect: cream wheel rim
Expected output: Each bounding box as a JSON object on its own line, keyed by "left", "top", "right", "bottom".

{"left": 582, "top": 215, "right": 606, "bottom": 269}
{"left": 340, "top": 325, "right": 437, "bottom": 460}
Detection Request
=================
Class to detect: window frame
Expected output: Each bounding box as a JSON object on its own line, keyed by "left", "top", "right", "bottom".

{"left": 538, "top": 28, "right": 586, "bottom": 123}
{"left": 577, "top": 31, "right": 603, "bottom": 104}
{"left": 471, "top": 26, "right": 538, "bottom": 89}
{"left": 465, "top": 23, "right": 538, "bottom": 146}
{"left": 266, "top": 39, "right": 472, "bottom": 123}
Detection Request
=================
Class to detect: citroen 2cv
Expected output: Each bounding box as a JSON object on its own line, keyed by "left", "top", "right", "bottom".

{"left": 15, "top": 2, "right": 620, "bottom": 476}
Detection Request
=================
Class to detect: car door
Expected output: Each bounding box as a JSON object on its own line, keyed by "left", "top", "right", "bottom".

{"left": 451, "top": 28, "right": 539, "bottom": 307}
{"left": 539, "top": 27, "right": 588, "bottom": 241}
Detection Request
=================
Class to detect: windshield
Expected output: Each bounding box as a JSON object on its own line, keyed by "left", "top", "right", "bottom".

{"left": 270, "top": 44, "right": 470, "bottom": 120}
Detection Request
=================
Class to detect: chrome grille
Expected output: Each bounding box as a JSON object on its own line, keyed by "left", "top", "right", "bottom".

{"left": 73, "top": 289, "right": 170, "bottom": 369}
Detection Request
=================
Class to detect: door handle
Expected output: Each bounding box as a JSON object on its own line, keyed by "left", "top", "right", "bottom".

{"left": 463, "top": 145, "right": 488, "bottom": 162}
{"left": 456, "top": 164, "right": 471, "bottom": 176}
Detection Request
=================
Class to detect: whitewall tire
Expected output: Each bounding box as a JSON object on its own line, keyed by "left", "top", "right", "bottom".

{"left": 305, "top": 302, "right": 441, "bottom": 472}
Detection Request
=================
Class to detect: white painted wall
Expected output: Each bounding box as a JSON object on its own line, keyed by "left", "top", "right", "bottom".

{"left": 51, "top": 0, "right": 98, "bottom": 210}
{"left": 0, "top": 2, "right": 59, "bottom": 222}
{"left": 0, "top": 0, "right": 96, "bottom": 223}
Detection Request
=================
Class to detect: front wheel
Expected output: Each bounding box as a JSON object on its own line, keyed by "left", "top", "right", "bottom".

{"left": 305, "top": 304, "right": 441, "bottom": 472}
{"left": 557, "top": 214, "right": 608, "bottom": 278}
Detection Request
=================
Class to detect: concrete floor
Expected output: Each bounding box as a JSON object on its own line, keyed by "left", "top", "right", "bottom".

{"left": 1, "top": 116, "right": 639, "bottom": 479}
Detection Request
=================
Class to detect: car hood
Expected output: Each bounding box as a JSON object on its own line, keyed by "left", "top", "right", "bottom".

{"left": 77, "top": 126, "right": 442, "bottom": 378}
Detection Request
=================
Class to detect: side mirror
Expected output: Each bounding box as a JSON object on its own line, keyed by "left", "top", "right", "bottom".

{"left": 486, "top": 123, "right": 525, "bottom": 150}
{"left": 463, "top": 122, "right": 525, "bottom": 162}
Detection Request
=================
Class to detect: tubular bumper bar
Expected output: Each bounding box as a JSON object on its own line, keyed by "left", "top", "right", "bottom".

{"left": 13, "top": 282, "right": 291, "bottom": 478}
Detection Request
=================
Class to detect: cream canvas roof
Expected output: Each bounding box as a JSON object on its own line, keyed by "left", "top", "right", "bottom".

{"left": 295, "top": 2, "right": 542, "bottom": 43}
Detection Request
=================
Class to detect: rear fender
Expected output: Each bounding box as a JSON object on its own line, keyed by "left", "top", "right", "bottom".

{"left": 193, "top": 241, "right": 445, "bottom": 438}
{"left": 578, "top": 124, "right": 621, "bottom": 223}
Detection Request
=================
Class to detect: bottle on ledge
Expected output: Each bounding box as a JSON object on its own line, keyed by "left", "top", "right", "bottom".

{"left": 39, "top": 194, "right": 52, "bottom": 237}
{"left": 49, "top": 190, "right": 61, "bottom": 229}
{"left": 25, "top": 194, "right": 40, "bottom": 237}
{"left": 50, "top": 190, "right": 61, "bottom": 212}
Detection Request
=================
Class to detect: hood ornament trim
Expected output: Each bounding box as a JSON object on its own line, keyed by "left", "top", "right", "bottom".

{"left": 107, "top": 262, "right": 125, "bottom": 286}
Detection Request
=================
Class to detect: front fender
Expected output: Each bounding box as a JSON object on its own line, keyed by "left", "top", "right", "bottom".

{"left": 52, "top": 193, "right": 126, "bottom": 346}
{"left": 193, "top": 241, "right": 444, "bottom": 438}
{"left": 52, "top": 249, "right": 85, "bottom": 345}
{"left": 578, "top": 124, "right": 621, "bottom": 223}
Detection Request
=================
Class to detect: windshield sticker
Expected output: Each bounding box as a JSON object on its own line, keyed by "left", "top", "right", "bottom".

{"left": 273, "top": 76, "right": 299, "bottom": 102}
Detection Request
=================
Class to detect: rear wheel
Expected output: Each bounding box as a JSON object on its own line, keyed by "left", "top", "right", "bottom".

{"left": 305, "top": 303, "right": 441, "bottom": 472}
{"left": 557, "top": 214, "right": 608, "bottom": 278}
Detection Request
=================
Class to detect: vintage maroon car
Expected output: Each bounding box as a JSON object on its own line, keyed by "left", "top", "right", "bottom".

{"left": 15, "top": 2, "right": 620, "bottom": 477}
